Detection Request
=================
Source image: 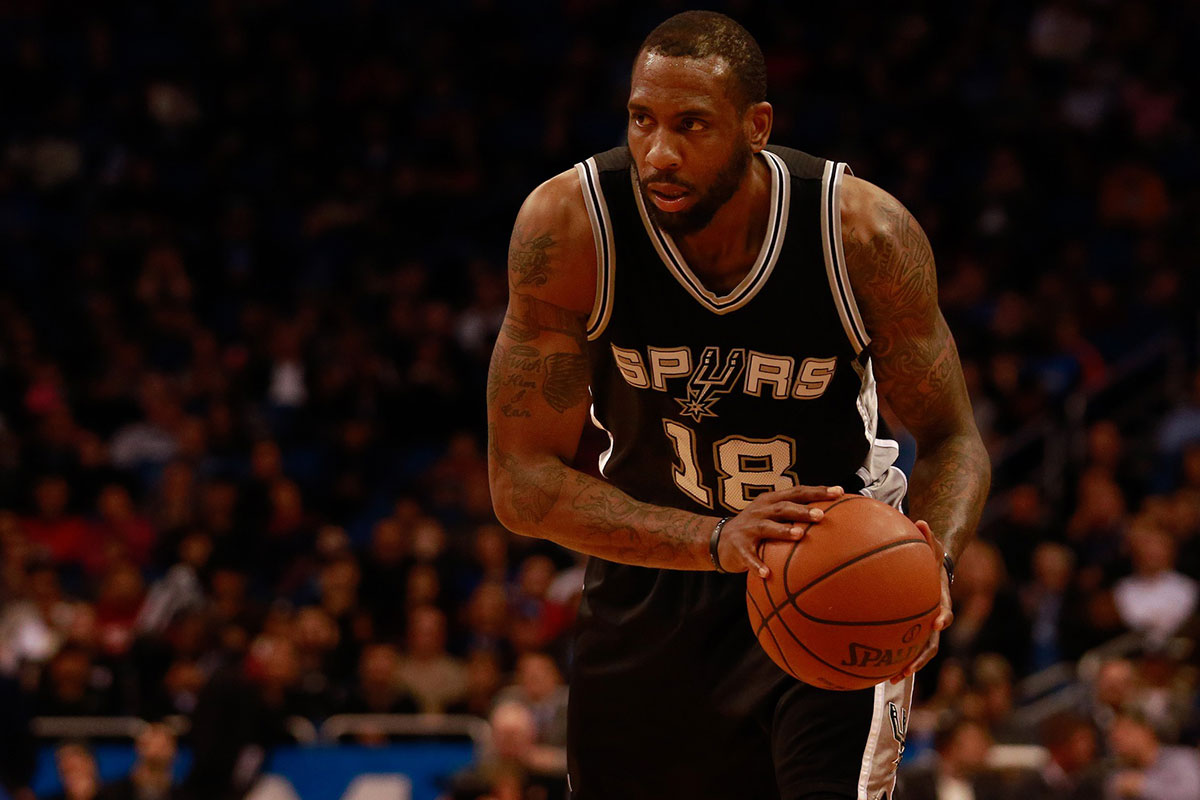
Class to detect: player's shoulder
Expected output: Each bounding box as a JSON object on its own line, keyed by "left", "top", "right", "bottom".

{"left": 763, "top": 144, "right": 828, "bottom": 180}
{"left": 510, "top": 166, "right": 596, "bottom": 312}
{"left": 517, "top": 167, "right": 592, "bottom": 244}
{"left": 839, "top": 173, "right": 912, "bottom": 245}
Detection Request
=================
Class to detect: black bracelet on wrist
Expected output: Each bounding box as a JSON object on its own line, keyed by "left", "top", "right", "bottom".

{"left": 942, "top": 552, "right": 956, "bottom": 585}
{"left": 709, "top": 517, "right": 732, "bottom": 574}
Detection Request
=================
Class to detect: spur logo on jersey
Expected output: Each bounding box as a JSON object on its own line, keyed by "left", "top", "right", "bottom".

{"left": 610, "top": 343, "right": 837, "bottom": 421}
{"left": 677, "top": 346, "right": 745, "bottom": 422}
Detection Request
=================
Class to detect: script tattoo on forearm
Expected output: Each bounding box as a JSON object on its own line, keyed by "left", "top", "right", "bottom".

{"left": 845, "top": 196, "right": 990, "bottom": 559}
{"left": 563, "top": 471, "right": 710, "bottom": 566}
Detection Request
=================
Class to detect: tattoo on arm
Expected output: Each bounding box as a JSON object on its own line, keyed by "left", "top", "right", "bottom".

{"left": 543, "top": 353, "right": 589, "bottom": 413}
{"left": 502, "top": 290, "right": 588, "bottom": 351}
{"left": 845, "top": 196, "right": 990, "bottom": 559}
{"left": 491, "top": 291, "right": 590, "bottom": 417}
{"left": 509, "top": 225, "right": 556, "bottom": 287}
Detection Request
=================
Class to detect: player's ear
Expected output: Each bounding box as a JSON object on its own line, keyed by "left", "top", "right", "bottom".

{"left": 745, "top": 101, "right": 772, "bottom": 152}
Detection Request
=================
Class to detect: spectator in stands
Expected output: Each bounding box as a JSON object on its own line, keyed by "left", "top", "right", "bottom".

{"left": 447, "top": 649, "right": 504, "bottom": 719}
{"left": 495, "top": 652, "right": 568, "bottom": 747}
{"left": 943, "top": 541, "right": 1030, "bottom": 669}
{"left": 90, "top": 484, "right": 156, "bottom": 574}
{"left": 396, "top": 605, "right": 467, "bottom": 713}
{"left": 289, "top": 606, "right": 345, "bottom": 720}
{"left": 340, "top": 642, "right": 417, "bottom": 716}
{"left": 180, "top": 634, "right": 299, "bottom": 800}
{"left": 984, "top": 484, "right": 1053, "bottom": 584}
{"left": 22, "top": 476, "right": 89, "bottom": 567}
{"left": 1156, "top": 369, "right": 1200, "bottom": 477}
{"left": 459, "top": 581, "right": 515, "bottom": 669}
{"left": 1113, "top": 521, "right": 1198, "bottom": 647}
{"left": 1020, "top": 712, "right": 1103, "bottom": 800}
{"left": 359, "top": 518, "right": 412, "bottom": 639}
{"left": 508, "top": 555, "right": 557, "bottom": 655}
{"left": 445, "top": 701, "right": 566, "bottom": 800}
{"left": 1088, "top": 658, "right": 1141, "bottom": 737}
{"left": 1086, "top": 421, "right": 1143, "bottom": 507}
{"left": 97, "top": 722, "right": 177, "bottom": 800}
{"left": 0, "top": 561, "right": 72, "bottom": 672}
{"left": 94, "top": 562, "right": 146, "bottom": 658}
{"left": 47, "top": 742, "right": 100, "bottom": 800}
{"left": 1066, "top": 471, "right": 1128, "bottom": 580}
{"left": 315, "top": 555, "right": 367, "bottom": 682}
{"left": 35, "top": 642, "right": 115, "bottom": 717}
{"left": 1106, "top": 709, "right": 1200, "bottom": 800}
{"left": 1021, "top": 542, "right": 1076, "bottom": 671}
{"left": 970, "top": 655, "right": 1024, "bottom": 744}
{"left": 896, "top": 717, "right": 1000, "bottom": 800}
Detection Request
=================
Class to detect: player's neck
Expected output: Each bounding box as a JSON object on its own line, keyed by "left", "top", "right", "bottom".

{"left": 675, "top": 154, "right": 772, "bottom": 294}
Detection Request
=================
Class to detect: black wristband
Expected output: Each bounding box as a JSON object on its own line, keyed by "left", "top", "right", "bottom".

{"left": 942, "top": 553, "right": 956, "bottom": 585}
{"left": 709, "top": 517, "right": 732, "bottom": 574}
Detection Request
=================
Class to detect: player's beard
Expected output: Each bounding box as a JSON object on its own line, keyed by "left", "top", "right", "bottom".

{"left": 636, "top": 140, "right": 754, "bottom": 236}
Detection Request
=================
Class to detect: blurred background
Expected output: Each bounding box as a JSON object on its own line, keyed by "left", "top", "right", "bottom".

{"left": 0, "top": 1, "right": 1196, "bottom": 799}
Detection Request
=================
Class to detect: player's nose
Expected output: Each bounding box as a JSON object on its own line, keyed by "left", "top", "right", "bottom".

{"left": 645, "top": 130, "right": 681, "bottom": 171}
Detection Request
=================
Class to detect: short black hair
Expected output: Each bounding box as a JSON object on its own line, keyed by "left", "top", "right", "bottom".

{"left": 638, "top": 11, "right": 767, "bottom": 109}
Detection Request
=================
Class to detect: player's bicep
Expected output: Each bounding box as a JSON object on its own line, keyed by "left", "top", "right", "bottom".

{"left": 842, "top": 179, "right": 973, "bottom": 441}
{"left": 874, "top": 311, "right": 973, "bottom": 443}
{"left": 489, "top": 177, "right": 596, "bottom": 463}
{"left": 488, "top": 291, "right": 592, "bottom": 459}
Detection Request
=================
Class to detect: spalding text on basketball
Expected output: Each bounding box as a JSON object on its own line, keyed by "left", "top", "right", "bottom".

{"left": 841, "top": 642, "right": 921, "bottom": 668}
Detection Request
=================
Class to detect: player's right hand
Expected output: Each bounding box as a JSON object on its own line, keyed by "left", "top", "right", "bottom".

{"left": 716, "top": 484, "right": 844, "bottom": 577}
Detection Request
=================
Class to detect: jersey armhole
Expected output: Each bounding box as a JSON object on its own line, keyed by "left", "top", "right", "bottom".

{"left": 820, "top": 161, "right": 870, "bottom": 355}
{"left": 575, "top": 158, "right": 615, "bottom": 340}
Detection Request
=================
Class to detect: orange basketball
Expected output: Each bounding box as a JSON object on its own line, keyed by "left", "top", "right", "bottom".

{"left": 745, "top": 495, "right": 942, "bottom": 691}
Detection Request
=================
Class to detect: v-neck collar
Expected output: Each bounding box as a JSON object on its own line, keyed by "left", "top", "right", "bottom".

{"left": 632, "top": 149, "right": 790, "bottom": 315}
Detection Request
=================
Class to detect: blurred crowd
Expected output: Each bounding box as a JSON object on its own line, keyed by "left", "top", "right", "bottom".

{"left": 0, "top": 1, "right": 1197, "bottom": 799}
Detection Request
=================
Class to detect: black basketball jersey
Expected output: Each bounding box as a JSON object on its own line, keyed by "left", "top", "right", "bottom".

{"left": 566, "top": 146, "right": 914, "bottom": 800}
{"left": 576, "top": 144, "right": 902, "bottom": 516}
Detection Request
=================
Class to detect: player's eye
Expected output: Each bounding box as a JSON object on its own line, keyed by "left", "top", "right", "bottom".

{"left": 680, "top": 118, "right": 707, "bottom": 131}
{"left": 630, "top": 113, "right": 653, "bottom": 128}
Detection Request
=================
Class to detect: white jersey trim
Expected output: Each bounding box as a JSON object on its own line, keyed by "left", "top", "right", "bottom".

{"left": 588, "top": 401, "right": 615, "bottom": 477}
{"left": 821, "top": 161, "right": 870, "bottom": 355}
{"left": 632, "top": 150, "right": 791, "bottom": 315}
{"left": 575, "top": 158, "right": 616, "bottom": 340}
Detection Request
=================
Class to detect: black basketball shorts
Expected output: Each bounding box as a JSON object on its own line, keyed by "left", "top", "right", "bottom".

{"left": 566, "top": 566, "right": 915, "bottom": 800}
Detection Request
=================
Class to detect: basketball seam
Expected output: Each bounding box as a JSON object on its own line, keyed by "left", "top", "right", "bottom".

{"left": 789, "top": 538, "right": 930, "bottom": 599}
{"left": 782, "top": 494, "right": 866, "bottom": 597}
{"left": 790, "top": 600, "right": 940, "bottom": 627}
{"left": 756, "top": 539, "right": 930, "bottom": 641}
{"left": 747, "top": 589, "right": 802, "bottom": 678}
{"left": 772, "top": 610, "right": 899, "bottom": 682}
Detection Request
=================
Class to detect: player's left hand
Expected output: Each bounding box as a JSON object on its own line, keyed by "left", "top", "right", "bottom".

{"left": 891, "top": 520, "right": 952, "bottom": 684}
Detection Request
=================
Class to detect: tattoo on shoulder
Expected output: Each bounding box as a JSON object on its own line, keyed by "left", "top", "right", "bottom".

{"left": 509, "top": 224, "right": 556, "bottom": 288}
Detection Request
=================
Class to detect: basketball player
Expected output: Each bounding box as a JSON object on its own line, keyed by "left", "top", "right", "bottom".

{"left": 487, "top": 11, "right": 990, "bottom": 800}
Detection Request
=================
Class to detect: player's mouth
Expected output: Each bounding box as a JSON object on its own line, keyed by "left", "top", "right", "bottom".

{"left": 648, "top": 183, "right": 694, "bottom": 213}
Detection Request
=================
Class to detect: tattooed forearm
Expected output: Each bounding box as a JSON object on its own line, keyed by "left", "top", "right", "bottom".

{"left": 566, "top": 472, "right": 713, "bottom": 565}
{"left": 491, "top": 450, "right": 712, "bottom": 567}
{"left": 907, "top": 436, "right": 991, "bottom": 561}
{"left": 509, "top": 225, "right": 556, "bottom": 287}
{"left": 844, "top": 186, "right": 990, "bottom": 557}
